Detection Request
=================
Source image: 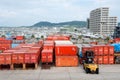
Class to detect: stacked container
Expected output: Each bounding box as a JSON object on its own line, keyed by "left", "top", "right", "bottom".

{"left": 0, "top": 43, "right": 42, "bottom": 69}
{"left": 55, "top": 40, "right": 78, "bottom": 67}
{"left": 41, "top": 41, "right": 54, "bottom": 64}
{"left": 81, "top": 45, "right": 114, "bottom": 64}
{"left": 93, "top": 45, "right": 114, "bottom": 64}
{"left": 46, "top": 35, "right": 70, "bottom": 41}
{"left": 0, "top": 39, "right": 12, "bottom": 52}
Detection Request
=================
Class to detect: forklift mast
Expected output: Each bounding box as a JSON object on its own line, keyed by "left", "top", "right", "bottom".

{"left": 85, "top": 51, "right": 94, "bottom": 64}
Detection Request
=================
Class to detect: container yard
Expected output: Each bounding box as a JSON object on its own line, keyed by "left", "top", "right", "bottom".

{"left": 0, "top": 34, "right": 120, "bottom": 80}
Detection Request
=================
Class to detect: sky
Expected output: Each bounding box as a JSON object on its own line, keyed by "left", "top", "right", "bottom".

{"left": 0, "top": 0, "right": 119, "bottom": 26}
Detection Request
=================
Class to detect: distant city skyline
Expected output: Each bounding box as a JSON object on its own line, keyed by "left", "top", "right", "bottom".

{"left": 0, "top": 0, "right": 119, "bottom": 26}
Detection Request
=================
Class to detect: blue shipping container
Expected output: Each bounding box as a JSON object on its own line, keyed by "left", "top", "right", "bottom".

{"left": 111, "top": 43, "right": 120, "bottom": 52}
{"left": 11, "top": 44, "right": 19, "bottom": 48}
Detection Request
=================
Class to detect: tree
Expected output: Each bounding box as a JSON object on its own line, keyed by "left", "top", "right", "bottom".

{"left": 41, "top": 35, "right": 44, "bottom": 39}
{"left": 1, "top": 35, "right": 6, "bottom": 38}
{"left": 105, "top": 37, "right": 110, "bottom": 42}
{"left": 78, "top": 35, "right": 82, "bottom": 40}
{"left": 31, "top": 34, "right": 35, "bottom": 38}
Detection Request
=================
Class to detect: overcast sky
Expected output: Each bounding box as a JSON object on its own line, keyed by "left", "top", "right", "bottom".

{"left": 0, "top": 0, "right": 119, "bottom": 26}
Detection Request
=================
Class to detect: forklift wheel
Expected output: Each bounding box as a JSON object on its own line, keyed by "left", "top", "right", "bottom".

{"left": 86, "top": 68, "right": 90, "bottom": 73}
{"left": 96, "top": 68, "right": 99, "bottom": 74}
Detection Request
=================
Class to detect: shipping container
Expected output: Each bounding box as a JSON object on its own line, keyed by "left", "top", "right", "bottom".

{"left": 44, "top": 41, "right": 54, "bottom": 44}
{"left": 12, "top": 40, "right": 25, "bottom": 44}
{"left": 41, "top": 49, "right": 53, "bottom": 63}
{"left": 109, "top": 56, "right": 114, "bottom": 64}
{"left": 11, "top": 44, "right": 19, "bottom": 48}
{"left": 56, "top": 56, "right": 78, "bottom": 67}
{"left": 43, "top": 44, "right": 54, "bottom": 50}
{"left": 55, "top": 45, "right": 78, "bottom": 56}
{"left": 25, "top": 50, "right": 39, "bottom": 63}
{"left": 94, "top": 56, "right": 98, "bottom": 64}
{"left": 98, "top": 46, "right": 104, "bottom": 55}
{"left": 12, "top": 51, "right": 25, "bottom": 64}
{"left": 108, "top": 46, "right": 114, "bottom": 55}
{"left": 46, "top": 35, "right": 70, "bottom": 40}
{"left": 98, "top": 56, "right": 103, "bottom": 64}
{"left": 82, "top": 47, "right": 93, "bottom": 57}
{"left": 55, "top": 41, "right": 73, "bottom": 45}
{"left": 0, "top": 54, "right": 5, "bottom": 64}
{"left": 104, "top": 46, "right": 109, "bottom": 55}
{"left": 16, "top": 36, "right": 24, "bottom": 40}
{"left": 90, "top": 42, "right": 98, "bottom": 45}
{"left": 103, "top": 56, "right": 109, "bottom": 64}
{"left": 0, "top": 37, "right": 5, "bottom": 40}
{"left": 0, "top": 53, "right": 11, "bottom": 64}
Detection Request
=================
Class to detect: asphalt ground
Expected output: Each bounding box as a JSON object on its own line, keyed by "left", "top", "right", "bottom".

{"left": 0, "top": 64, "right": 120, "bottom": 80}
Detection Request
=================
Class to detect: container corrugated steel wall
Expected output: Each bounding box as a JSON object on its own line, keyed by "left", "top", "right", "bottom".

{"left": 56, "top": 56, "right": 78, "bottom": 67}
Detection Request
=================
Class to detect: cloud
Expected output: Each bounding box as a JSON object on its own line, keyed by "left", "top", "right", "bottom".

{"left": 0, "top": 0, "right": 119, "bottom": 26}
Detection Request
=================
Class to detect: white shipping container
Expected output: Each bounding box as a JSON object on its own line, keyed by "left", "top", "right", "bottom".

{"left": 55, "top": 40, "right": 73, "bottom": 45}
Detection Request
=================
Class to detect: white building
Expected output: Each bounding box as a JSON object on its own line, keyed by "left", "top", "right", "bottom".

{"left": 89, "top": 7, "right": 117, "bottom": 35}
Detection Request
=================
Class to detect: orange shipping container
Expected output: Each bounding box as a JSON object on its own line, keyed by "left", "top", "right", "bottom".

{"left": 98, "top": 46, "right": 104, "bottom": 55}
{"left": 98, "top": 56, "right": 103, "bottom": 64}
{"left": 16, "top": 36, "right": 24, "bottom": 40}
{"left": 0, "top": 53, "right": 11, "bottom": 64}
{"left": 0, "top": 54, "right": 5, "bottom": 64}
{"left": 94, "top": 56, "right": 98, "bottom": 64}
{"left": 55, "top": 45, "right": 78, "bottom": 56}
{"left": 104, "top": 46, "right": 109, "bottom": 55}
{"left": 41, "top": 49, "right": 53, "bottom": 63}
{"left": 43, "top": 44, "right": 54, "bottom": 50}
{"left": 12, "top": 52, "right": 25, "bottom": 64}
{"left": 93, "top": 46, "right": 98, "bottom": 55}
{"left": 109, "top": 56, "right": 114, "bottom": 64}
{"left": 103, "top": 56, "right": 109, "bottom": 64}
{"left": 56, "top": 56, "right": 78, "bottom": 67}
{"left": 108, "top": 46, "right": 114, "bottom": 55}
{"left": 25, "top": 50, "right": 39, "bottom": 63}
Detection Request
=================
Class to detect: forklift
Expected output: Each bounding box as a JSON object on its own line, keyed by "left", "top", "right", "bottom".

{"left": 83, "top": 50, "right": 99, "bottom": 74}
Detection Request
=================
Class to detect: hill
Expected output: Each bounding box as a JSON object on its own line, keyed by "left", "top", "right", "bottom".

{"left": 33, "top": 21, "right": 87, "bottom": 27}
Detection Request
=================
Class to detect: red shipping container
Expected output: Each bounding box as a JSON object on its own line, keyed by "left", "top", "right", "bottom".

{"left": 98, "top": 56, "right": 103, "bottom": 64}
{"left": 103, "top": 56, "right": 109, "bottom": 64}
{"left": 104, "top": 46, "right": 109, "bottom": 55}
{"left": 41, "top": 49, "right": 53, "bottom": 63}
{"left": 82, "top": 47, "right": 94, "bottom": 57}
{"left": 15, "top": 52, "right": 25, "bottom": 64}
{"left": 12, "top": 54, "right": 18, "bottom": 64}
{"left": 94, "top": 56, "right": 98, "bottom": 64}
{"left": 43, "top": 44, "right": 54, "bottom": 50}
{"left": 25, "top": 50, "right": 39, "bottom": 63}
{"left": 25, "top": 53, "right": 31, "bottom": 63}
{"left": 55, "top": 45, "right": 78, "bottom": 56}
{"left": 16, "top": 36, "right": 24, "bottom": 40}
{"left": 5, "top": 54, "right": 11, "bottom": 64}
{"left": 0, "top": 53, "right": 11, "bottom": 64}
{"left": 98, "top": 46, "right": 104, "bottom": 55}
{"left": 31, "top": 53, "right": 38, "bottom": 63}
{"left": 108, "top": 46, "right": 114, "bottom": 55}
{"left": 0, "top": 54, "right": 5, "bottom": 64}
{"left": 93, "top": 46, "right": 98, "bottom": 55}
{"left": 109, "top": 56, "right": 114, "bottom": 64}
{"left": 56, "top": 56, "right": 78, "bottom": 67}
{"left": 0, "top": 37, "right": 5, "bottom": 40}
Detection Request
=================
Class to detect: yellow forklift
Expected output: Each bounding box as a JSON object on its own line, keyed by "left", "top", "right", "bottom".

{"left": 83, "top": 50, "right": 99, "bottom": 74}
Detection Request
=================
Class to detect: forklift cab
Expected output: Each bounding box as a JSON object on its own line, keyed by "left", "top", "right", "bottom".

{"left": 85, "top": 51, "right": 94, "bottom": 64}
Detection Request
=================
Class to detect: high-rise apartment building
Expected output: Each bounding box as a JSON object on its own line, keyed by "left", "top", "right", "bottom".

{"left": 89, "top": 7, "right": 117, "bottom": 35}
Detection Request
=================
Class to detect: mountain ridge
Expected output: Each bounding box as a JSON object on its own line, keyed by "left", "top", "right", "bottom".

{"left": 33, "top": 21, "right": 87, "bottom": 27}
